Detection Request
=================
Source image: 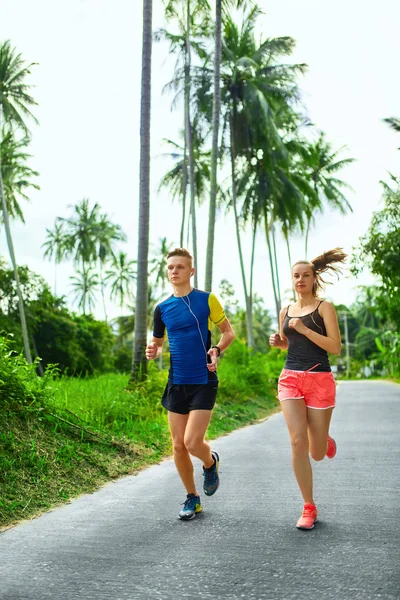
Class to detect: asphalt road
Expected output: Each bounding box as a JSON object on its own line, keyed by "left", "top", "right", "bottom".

{"left": 1, "top": 381, "right": 399, "bottom": 600}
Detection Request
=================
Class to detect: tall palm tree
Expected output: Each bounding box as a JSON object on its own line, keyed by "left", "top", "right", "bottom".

{"left": 70, "top": 268, "right": 99, "bottom": 315}
{"left": 132, "top": 0, "right": 153, "bottom": 381}
{"left": 216, "top": 7, "right": 306, "bottom": 338}
{"left": 0, "top": 40, "right": 38, "bottom": 363}
{"left": 300, "top": 133, "right": 354, "bottom": 257}
{"left": 159, "top": 0, "right": 210, "bottom": 282}
{"left": 204, "top": 0, "right": 254, "bottom": 291}
{"left": 105, "top": 251, "right": 136, "bottom": 316}
{"left": 158, "top": 122, "right": 211, "bottom": 245}
{"left": 0, "top": 127, "right": 39, "bottom": 221}
{"left": 42, "top": 221, "right": 67, "bottom": 295}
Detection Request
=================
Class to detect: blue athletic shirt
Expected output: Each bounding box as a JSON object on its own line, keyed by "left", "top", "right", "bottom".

{"left": 153, "top": 289, "right": 227, "bottom": 384}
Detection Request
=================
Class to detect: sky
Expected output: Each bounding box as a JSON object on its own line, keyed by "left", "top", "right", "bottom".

{"left": 1, "top": 0, "right": 399, "bottom": 323}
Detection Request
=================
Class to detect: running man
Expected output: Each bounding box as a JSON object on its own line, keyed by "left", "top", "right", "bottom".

{"left": 146, "top": 248, "right": 235, "bottom": 520}
{"left": 269, "top": 248, "right": 346, "bottom": 530}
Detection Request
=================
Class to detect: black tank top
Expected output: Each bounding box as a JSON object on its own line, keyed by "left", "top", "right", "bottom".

{"left": 282, "top": 301, "right": 331, "bottom": 372}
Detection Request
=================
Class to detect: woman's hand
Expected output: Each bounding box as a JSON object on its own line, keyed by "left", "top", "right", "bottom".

{"left": 269, "top": 333, "right": 282, "bottom": 347}
{"left": 288, "top": 318, "right": 308, "bottom": 335}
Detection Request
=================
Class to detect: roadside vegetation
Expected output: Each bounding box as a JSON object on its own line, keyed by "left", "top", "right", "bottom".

{"left": 0, "top": 337, "right": 283, "bottom": 529}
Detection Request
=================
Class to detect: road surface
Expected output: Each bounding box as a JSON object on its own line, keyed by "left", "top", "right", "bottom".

{"left": 1, "top": 381, "right": 399, "bottom": 599}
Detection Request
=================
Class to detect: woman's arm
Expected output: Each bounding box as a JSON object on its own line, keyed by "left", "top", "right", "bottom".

{"left": 288, "top": 301, "right": 341, "bottom": 355}
{"left": 269, "top": 307, "right": 289, "bottom": 350}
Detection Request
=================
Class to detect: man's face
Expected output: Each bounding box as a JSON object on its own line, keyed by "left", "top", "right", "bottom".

{"left": 167, "top": 256, "right": 193, "bottom": 286}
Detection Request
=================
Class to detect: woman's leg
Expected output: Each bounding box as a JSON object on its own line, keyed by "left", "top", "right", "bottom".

{"left": 307, "top": 407, "right": 334, "bottom": 461}
{"left": 280, "top": 399, "right": 315, "bottom": 505}
{"left": 168, "top": 411, "right": 197, "bottom": 495}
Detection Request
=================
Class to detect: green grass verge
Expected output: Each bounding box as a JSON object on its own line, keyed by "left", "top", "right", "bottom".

{"left": 1, "top": 346, "right": 282, "bottom": 529}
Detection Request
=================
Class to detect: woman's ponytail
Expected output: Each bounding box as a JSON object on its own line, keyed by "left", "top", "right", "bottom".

{"left": 310, "top": 248, "right": 347, "bottom": 294}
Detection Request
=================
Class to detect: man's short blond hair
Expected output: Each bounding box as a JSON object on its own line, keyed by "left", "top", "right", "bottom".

{"left": 167, "top": 248, "right": 193, "bottom": 267}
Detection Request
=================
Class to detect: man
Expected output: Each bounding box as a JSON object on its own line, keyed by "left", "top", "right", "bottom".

{"left": 146, "top": 248, "right": 235, "bottom": 520}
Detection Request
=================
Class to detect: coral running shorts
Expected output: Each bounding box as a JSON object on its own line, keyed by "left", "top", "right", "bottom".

{"left": 278, "top": 368, "right": 336, "bottom": 409}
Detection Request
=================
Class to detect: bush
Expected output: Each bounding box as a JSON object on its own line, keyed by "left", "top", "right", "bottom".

{"left": 217, "top": 339, "right": 284, "bottom": 403}
{"left": 0, "top": 335, "right": 56, "bottom": 412}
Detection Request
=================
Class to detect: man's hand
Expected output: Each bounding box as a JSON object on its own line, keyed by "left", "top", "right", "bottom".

{"left": 288, "top": 318, "right": 308, "bottom": 335}
{"left": 207, "top": 347, "right": 219, "bottom": 372}
{"left": 145, "top": 341, "right": 158, "bottom": 360}
{"left": 269, "top": 333, "right": 282, "bottom": 347}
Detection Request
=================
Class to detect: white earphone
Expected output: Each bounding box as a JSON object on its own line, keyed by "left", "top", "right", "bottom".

{"left": 174, "top": 287, "right": 209, "bottom": 366}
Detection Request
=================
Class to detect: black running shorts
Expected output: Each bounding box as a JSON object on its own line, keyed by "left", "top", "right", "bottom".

{"left": 161, "top": 382, "right": 218, "bottom": 414}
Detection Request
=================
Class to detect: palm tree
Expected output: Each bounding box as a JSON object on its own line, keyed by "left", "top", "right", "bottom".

{"left": 216, "top": 7, "right": 306, "bottom": 339}
{"left": 159, "top": 0, "right": 210, "bottom": 282}
{"left": 0, "top": 40, "right": 38, "bottom": 363}
{"left": 149, "top": 236, "right": 171, "bottom": 294}
{"left": 42, "top": 221, "right": 67, "bottom": 295}
{"left": 70, "top": 267, "right": 99, "bottom": 315}
{"left": 105, "top": 251, "right": 136, "bottom": 316}
{"left": 383, "top": 117, "right": 400, "bottom": 150}
{"left": 95, "top": 214, "right": 126, "bottom": 321}
{"left": 0, "top": 127, "right": 39, "bottom": 221}
{"left": 132, "top": 0, "right": 153, "bottom": 381}
{"left": 383, "top": 117, "right": 400, "bottom": 134}
{"left": 204, "top": 0, "right": 254, "bottom": 291}
{"left": 59, "top": 198, "right": 100, "bottom": 270}
{"left": 300, "top": 133, "right": 354, "bottom": 257}
{"left": 158, "top": 122, "right": 211, "bottom": 246}
{"left": 54, "top": 199, "right": 125, "bottom": 319}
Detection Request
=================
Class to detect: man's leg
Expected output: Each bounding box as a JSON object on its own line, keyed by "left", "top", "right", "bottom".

{"left": 183, "top": 409, "right": 214, "bottom": 467}
{"left": 168, "top": 411, "right": 199, "bottom": 495}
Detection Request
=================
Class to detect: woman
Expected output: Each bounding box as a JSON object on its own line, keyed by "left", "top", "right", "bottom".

{"left": 269, "top": 248, "right": 346, "bottom": 530}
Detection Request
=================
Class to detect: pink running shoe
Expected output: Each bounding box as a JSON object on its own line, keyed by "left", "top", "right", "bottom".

{"left": 296, "top": 503, "right": 318, "bottom": 530}
{"left": 326, "top": 435, "right": 337, "bottom": 459}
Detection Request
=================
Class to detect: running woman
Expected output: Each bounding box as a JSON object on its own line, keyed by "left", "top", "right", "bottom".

{"left": 146, "top": 248, "right": 234, "bottom": 521}
{"left": 269, "top": 248, "right": 346, "bottom": 530}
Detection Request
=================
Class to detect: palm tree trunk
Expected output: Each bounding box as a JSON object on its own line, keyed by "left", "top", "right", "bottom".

{"left": 204, "top": 0, "right": 222, "bottom": 291}
{"left": 265, "top": 216, "right": 280, "bottom": 326}
{"left": 230, "top": 113, "right": 253, "bottom": 349}
{"left": 305, "top": 217, "right": 311, "bottom": 258}
{"left": 271, "top": 223, "right": 281, "bottom": 313}
{"left": 180, "top": 135, "right": 188, "bottom": 247}
{"left": 99, "top": 261, "right": 108, "bottom": 322}
{"left": 132, "top": 0, "right": 152, "bottom": 381}
{"left": 284, "top": 230, "right": 296, "bottom": 301}
{"left": 185, "top": 0, "right": 198, "bottom": 287}
{"left": 0, "top": 106, "right": 32, "bottom": 364}
{"left": 249, "top": 215, "right": 257, "bottom": 311}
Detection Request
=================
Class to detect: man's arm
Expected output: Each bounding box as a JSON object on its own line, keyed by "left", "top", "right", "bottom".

{"left": 145, "top": 336, "right": 164, "bottom": 360}
{"left": 213, "top": 318, "right": 235, "bottom": 353}
{"left": 146, "top": 304, "right": 165, "bottom": 360}
{"left": 207, "top": 318, "right": 234, "bottom": 371}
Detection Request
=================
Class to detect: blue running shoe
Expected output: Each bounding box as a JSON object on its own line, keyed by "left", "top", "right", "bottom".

{"left": 203, "top": 450, "right": 220, "bottom": 496}
{"left": 179, "top": 494, "right": 202, "bottom": 520}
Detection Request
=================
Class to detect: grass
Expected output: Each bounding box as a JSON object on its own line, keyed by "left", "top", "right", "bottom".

{"left": 1, "top": 345, "right": 283, "bottom": 529}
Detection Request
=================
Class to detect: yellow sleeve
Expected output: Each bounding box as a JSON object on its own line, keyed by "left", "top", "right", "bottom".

{"left": 208, "top": 293, "right": 227, "bottom": 325}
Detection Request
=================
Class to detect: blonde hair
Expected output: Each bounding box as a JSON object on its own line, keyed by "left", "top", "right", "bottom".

{"left": 167, "top": 248, "right": 193, "bottom": 268}
{"left": 293, "top": 248, "right": 347, "bottom": 296}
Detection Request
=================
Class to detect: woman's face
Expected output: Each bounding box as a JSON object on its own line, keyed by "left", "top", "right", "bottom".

{"left": 292, "top": 263, "right": 316, "bottom": 295}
